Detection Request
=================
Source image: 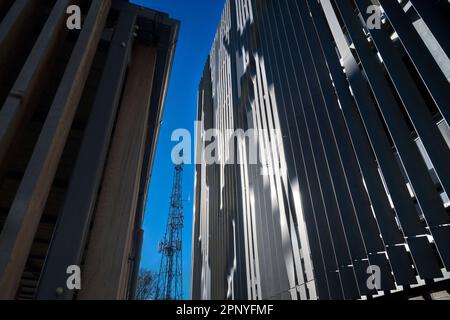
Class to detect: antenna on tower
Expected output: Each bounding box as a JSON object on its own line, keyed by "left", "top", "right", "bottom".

{"left": 155, "top": 158, "right": 184, "bottom": 300}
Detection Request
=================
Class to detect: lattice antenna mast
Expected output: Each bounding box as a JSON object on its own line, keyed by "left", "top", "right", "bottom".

{"left": 155, "top": 158, "right": 184, "bottom": 300}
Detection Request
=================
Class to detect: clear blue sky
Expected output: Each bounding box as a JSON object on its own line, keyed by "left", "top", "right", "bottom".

{"left": 131, "top": 0, "right": 225, "bottom": 299}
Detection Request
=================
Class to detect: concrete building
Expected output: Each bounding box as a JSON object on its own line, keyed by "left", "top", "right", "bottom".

{"left": 0, "top": 0, "right": 178, "bottom": 299}
{"left": 192, "top": 0, "right": 450, "bottom": 300}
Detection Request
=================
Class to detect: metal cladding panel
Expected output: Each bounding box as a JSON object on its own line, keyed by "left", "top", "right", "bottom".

{"left": 386, "top": 245, "right": 417, "bottom": 286}
{"left": 193, "top": 0, "right": 450, "bottom": 300}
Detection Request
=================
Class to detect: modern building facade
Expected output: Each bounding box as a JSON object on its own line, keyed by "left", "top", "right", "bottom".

{"left": 0, "top": 0, "right": 178, "bottom": 299}
{"left": 192, "top": 0, "right": 450, "bottom": 300}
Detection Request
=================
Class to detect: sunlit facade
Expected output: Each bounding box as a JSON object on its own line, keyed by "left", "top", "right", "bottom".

{"left": 192, "top": 0, "right": 450, "bottom": 300}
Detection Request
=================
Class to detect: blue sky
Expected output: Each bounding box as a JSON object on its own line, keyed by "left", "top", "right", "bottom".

{"left": 130, "top": 0, "right": 225, "bottom": 299}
